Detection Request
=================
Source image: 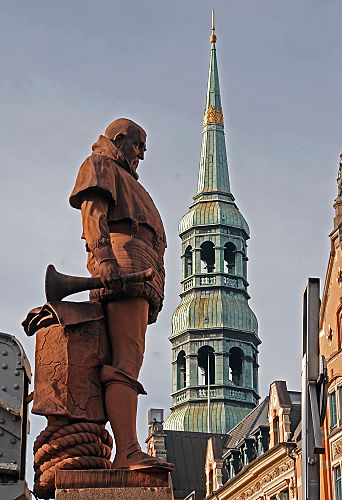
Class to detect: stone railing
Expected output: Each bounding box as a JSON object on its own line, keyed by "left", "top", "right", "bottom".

{"left": 182, "top": 277, "right": 194, "bottom": 291}
{"left": 174, "top": 389, "right": 187, "bottom": 404}
{"left": 197, "top": 388, "right": 217, "bottom": 398}
{"left": 227, "top": 388, "right": 247, "bottom": 400}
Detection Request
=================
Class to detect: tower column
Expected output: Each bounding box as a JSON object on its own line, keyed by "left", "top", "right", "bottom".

{"left": 223, "top": 352, "right": 230, "bottom": 385}
{"left": 194, "top": 247, "right": 202, "bottom": 275}
{"left": 188, "top": 353, "right": 199, "bottom": 387}
{"left": 235, "top": 250, "right": 244, "bottom": 276}
{"left": 216, "top": 245, "right": 225, "bottom": 273}
{"left": 215, "top": 352, "right": 224, "bottom": 385}
{"left": 253, "top": 361, "right": 259, "bottom": 392}
{"left": 171, "top": 360, "right": 177, "bottom": 393}
{"left": 243, "top": 356, "right": 254, "bottom": 388}
{"left": 181, "top": 253, "right": 186, "bottom": 279}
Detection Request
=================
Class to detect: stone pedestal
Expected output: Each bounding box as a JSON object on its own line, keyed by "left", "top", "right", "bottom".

{"left": 55, "top": 469, "right": 174, "bottom": 500}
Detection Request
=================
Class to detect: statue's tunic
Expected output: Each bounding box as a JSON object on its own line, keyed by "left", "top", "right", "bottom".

{"left": 69, "top": 135, "right": 166, "bottom": 324}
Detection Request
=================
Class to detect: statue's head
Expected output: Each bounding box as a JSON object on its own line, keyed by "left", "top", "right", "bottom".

{"left": 105, "top": 118, "right": 147, "bottom": 178}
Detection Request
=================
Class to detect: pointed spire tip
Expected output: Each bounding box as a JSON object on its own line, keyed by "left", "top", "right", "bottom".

{"left": 210, "top": 9, "right": 217, "bottom": 44}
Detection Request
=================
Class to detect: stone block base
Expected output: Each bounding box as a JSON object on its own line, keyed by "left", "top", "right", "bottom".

{"left": 55, "top": 469, "right": 173, "bottom": 500}
{"left": 55, "top": 486, "right": 172, "bottom": 499}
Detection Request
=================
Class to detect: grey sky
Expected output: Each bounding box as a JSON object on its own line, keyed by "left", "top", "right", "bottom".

{"left": 0, "top": 0, "right": 341, "bottom": 490}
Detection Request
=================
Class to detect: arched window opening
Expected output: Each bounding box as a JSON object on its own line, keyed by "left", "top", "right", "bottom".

{"left": 200, "top": 241, "right": 215, "bottom": 273}
{"left": 176, "top": 351, "right": 186, "bottom": 390}
{"left": 184, "top": 245, "right": 193, "bottom": 278}
{"left": 224, "top": 242, "right": 236, "bottom": 274}
{"left": 229, "top": 347, "right": 244, "bottom": 386}
{"left": 273, "top": 416, "right": 280, "bottom": 445}
{"left": 208, "top": 468, "right": 214, "bottom": 494}
{"left": 197, "top": 346, "right": 215, "bottom": 385}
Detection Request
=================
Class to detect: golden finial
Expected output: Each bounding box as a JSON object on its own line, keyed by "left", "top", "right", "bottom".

{"left": 210, "top": 9, "right": 217, "bottom": 44}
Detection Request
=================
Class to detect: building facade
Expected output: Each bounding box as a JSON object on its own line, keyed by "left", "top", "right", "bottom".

{"left": 163, "top": 16, "right": 260, "bottom": 436}
{"left": 205, "top": 381, "right": 302, "bottom": 500}
{"left": 320, "top": 154, "right": 342, "bottom": 500}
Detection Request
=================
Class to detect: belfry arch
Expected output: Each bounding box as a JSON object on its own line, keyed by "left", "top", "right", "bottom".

{"left": 197, "top": 346, "right": 215, "bottom": 385}
{"left": 200, "top": 241, "right": 215, "bottom": 273}
{"left": 229, "top": 347, "right": 244, "bottom": 386}
{"left": 176, "top": 350, "right": 186, "bottom": 390}
{"left": 224, "top": 242, "right": 236, "bottom": 274}
{"left": 184, "top": 245, "right": 193, "bottom": 278}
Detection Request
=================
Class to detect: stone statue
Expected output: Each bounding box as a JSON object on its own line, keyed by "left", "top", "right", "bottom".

{"left": 69, "top": 117, "right": 172, "bottom": 471}
{"left": 337, "top": 153, "right": 342, "bottom": 197}
{"left": 23, "top": 118, "right": 172, "bottom": 499}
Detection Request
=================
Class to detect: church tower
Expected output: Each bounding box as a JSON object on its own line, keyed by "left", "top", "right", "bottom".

{"left": 163, "top": 13, "right": 261, "bottom": 434}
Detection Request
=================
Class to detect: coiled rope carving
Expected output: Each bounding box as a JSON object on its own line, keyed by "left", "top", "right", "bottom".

{"left": 33, "top": 420, "right": 113, "bottom": 499}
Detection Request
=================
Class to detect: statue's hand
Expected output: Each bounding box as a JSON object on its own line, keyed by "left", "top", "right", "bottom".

{"left": 98, "top": 259, "right": 122, "bottom": 289}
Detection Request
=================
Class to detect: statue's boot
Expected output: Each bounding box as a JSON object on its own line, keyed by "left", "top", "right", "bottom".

{"left": 105, "top": 383, "right": 174, "bottom": 471}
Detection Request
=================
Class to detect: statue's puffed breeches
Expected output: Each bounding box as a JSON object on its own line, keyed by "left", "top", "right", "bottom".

{"left": 88, "top": 233, "right": 165, "bottom": 324}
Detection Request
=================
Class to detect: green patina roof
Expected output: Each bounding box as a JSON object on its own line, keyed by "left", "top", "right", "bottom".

{"left": 172, "top": 290, "right": 258, "bottom": 337}
{"left": 163, "top": 402, "right": 252, "bottom": 434}
{"left": 205, "top": 41, "right": 222, "bottom": 110}
{"left": 195, "top": 39, "right": 231, "bottom": 198}
{"left": 180, "top": 34, "right": 250, "bottom": 239}
{"left": 179, "top": 200, "right": 250, "bottom": 235}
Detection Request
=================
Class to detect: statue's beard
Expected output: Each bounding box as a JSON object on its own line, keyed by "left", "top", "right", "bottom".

{"left": 110, "top": 143, "right": 139, "bottom": 180}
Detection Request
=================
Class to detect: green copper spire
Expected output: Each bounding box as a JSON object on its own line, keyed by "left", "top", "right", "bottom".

{"left": 164, "top": 12, "right": 260, "bottom": 436}
{"left": 195, "top": 11, "right": 231, "bottom": 198}
{"left": 206, "top": 10, "right": 221, "bottom": 111}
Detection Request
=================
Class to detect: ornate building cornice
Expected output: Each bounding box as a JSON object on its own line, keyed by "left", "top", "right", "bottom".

{"left": 230, "top": 456, "right": 294, "bottom": 500}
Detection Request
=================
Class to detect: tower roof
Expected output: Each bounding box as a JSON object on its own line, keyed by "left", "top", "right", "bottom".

{"left": 205, "top": 10, "right": 221, "bottom": 112}
{"left": 195, "top": 11, "right": 232, "bottom": 200}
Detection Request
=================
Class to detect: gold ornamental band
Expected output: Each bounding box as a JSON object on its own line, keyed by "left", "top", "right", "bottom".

{"left": 203, "top": 105, "right": 224, "bottom": 126}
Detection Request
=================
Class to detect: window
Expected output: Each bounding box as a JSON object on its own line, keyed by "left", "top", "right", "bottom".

{"left": 255, "top": 428, "right": 269, "bottom": 456}
{"left": 208, "top": 469, "right": 214, "bottom": 494}
{"left": 339, "top": 386, "right": 342, "bottom": 425}
{"left": 176, "top": 351, "right": 186, "bottom": 390}
{"left": 335, "top": 465, "right": 342, "bottom": 500}
{"left": 197, "top": 346, "right": 215, "bottom": 385}
{"left": 184, "top": 246, "right": 193, "bottom": 278}
{"left": 227, "top": 449, "right": 242, "bottom": 477}
{"left": 229, "top": 347, "right": 243, "bottom": 386}
{"left": 273, "top": 416, "right": 280, "bottom": 445}
{"left": 224, "top": 242, "right": 236, "bottom": 274}
{"left": 330, "top": 391, "right": 337, "bottom": 430}
{"left": 280, "top": 489, "right": 289, "bottom": 500}
{"left": 200, "top": 241, "right": 215, "bottom": 273}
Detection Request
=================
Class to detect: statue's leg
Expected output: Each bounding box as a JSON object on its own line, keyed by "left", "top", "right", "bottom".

{"left": 105, "top": 296, "right": 148, "bottom": 381}
{"left": 102, "top": 297, "right": 147, "bottom": 463}
{"left": 101, "top": 297, "right": 173, "bottom": 470}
